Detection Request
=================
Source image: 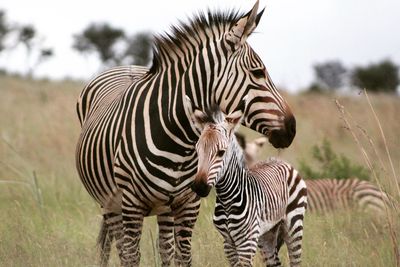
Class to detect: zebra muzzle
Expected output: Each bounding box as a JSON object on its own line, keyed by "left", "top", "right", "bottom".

{"left": 191, "top": 180, "right": 212, "bottom": 198}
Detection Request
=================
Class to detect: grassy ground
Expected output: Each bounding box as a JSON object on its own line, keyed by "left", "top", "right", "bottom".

{"left": 0, "top": 75, "right": 399, "bottom": 266}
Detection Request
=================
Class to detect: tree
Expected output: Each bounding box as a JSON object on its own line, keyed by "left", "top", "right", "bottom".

{"left": 313, "top": 60, "right": 347, "bottom": 90}
{"left": 16, "top": 24, "right": 54, "bottom": 76}
{"left": 18, "top": 25, "right": 36, "bottom": 59}
{"left": 0, "top": 10, "right": 10, "bottom": 52}
{"left": 351, "top": 59, "right": 399, "bottom": 93}
{"left": 73, "top": 23, "right": 125, "bottom": 66}
{"left": 123, "top": 31, "right": 153, "bottom": 66}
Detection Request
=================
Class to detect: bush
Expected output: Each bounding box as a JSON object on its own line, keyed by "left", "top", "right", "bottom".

{"left": 351, "top": 59, "right": 399, "bottom": 93}
{"left": 299, "top": 139, "right": 370, "bottom": 180}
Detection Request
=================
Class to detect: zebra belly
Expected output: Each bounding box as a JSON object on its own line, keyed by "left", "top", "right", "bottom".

{"left": 259, "top": 219, "right": 282, "bottom": 236}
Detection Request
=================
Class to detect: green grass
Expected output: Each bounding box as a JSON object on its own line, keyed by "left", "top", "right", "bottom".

{"left": 0, "top": 75, "right": 398, "bottom": 266}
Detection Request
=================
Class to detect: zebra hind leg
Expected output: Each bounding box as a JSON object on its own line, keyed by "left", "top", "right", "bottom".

{"left": 98, "top": 212, "right": 124, "bottom": 267}
{"left": 258, "top": 222, "right": 283, "bottom": 267}
{"left": 284, "top": 208, "right": 306, "bottom": 266}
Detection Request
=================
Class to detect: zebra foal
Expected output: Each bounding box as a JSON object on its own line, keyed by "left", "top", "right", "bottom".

{"left": 189, "top": 104, "right": 307, "bottom": 267}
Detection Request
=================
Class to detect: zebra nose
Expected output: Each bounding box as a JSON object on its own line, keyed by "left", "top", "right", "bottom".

{"left": 286, "top": 115, "right": 296, "bottom": 141}
{"left": 268, "top": 115, "right": 296, "bottom": 148}
{"left": 191, "top": 179, "right": 212, "bottom": 198}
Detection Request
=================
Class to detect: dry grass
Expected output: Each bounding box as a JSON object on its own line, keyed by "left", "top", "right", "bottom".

{"left": 0, "top": 75, "right": 399, "bottom": 266}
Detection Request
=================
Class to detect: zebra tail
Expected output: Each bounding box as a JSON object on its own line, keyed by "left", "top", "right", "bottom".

{"left": 98, "top": 217, "right": 113, "bottom": 266}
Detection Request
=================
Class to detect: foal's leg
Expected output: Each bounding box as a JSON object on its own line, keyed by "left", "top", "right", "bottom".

{"left": 258, "top": 223, "right": 283, "bottom": 267}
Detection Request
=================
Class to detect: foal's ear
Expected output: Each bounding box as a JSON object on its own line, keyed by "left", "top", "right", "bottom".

{"left": 192, "top": 108, "right": 208, "bottom": 130}
{"left": 225, "top": 109, "right": 243, "bottom": 131}
{"left": 185, "top": 95, "right": 208, "bottom": 130}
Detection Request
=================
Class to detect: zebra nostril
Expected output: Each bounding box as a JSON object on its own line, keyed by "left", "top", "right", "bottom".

{"left": 286, "top": 115, "right": 296, "bottom": 139}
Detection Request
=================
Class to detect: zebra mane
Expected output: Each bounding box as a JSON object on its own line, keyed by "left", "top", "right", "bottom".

{"left": 149, "top": 9, "right": 244, "bottom": 73}
{"left": 200, "top": 104, "right": 224, "bottom": 124}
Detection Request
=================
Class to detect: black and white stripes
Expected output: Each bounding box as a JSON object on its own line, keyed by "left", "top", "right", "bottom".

{"left": 191, "top": 107, "right": 307, "bottom": 267}
{"left": 75, "top": 1, "right": 296, "bottom": 266}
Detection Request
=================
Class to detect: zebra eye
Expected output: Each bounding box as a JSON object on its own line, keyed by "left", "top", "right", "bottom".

{"left": 216, "top": 149, "right": 226, "bottom": 157}
{"left": 250, "top": 69, "right": 265, "bottom": 79}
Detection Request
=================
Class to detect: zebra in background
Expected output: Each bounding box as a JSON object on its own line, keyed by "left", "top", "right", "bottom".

{"left": 240, "top": 135, "right": 391, "bottom": 214}
{"left": 189, "top": 104, "right": 307, "bottom": 267}
{"left": 305, "top": 178, "right": 390, "bottom": 213}
{"left": 75, "top": 1, "right": 297, "bottom": 266}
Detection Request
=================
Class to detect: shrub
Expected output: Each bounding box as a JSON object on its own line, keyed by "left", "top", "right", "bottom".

{"left": 299, "top": 139, "right": 370, "bottom": 180}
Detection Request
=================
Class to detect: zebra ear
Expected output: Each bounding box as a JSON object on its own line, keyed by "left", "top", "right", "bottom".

{"left": 184, "top": 95, "right": 194, "bottom": 114}
{"left": 192, "top": 108, "right": 208, "bottom": 130}
{"left": 253, "top": 137, "right": 268, "bottom": 148}
{"left": 225, "top": 110, "right": 243, "bottom": 131}
{"left": 225, "top": 0, "right": 263, "bottom": 48}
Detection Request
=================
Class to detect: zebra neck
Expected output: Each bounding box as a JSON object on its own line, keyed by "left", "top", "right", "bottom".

{"left": 215, "top": 138, "right": 248, "bottom": 200}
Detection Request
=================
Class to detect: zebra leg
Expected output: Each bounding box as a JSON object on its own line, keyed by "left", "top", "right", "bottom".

{"left": 283, "top": 213, "right": 305, "bottom": 267}
{"left": 222, "top": 239, "right": 240, "bottom": 267}
{"left": 214, "top": 207, "right": 239, "bottom": 266}
{"left": 235, "top": 237, "right": 258, "bottom": 267}
{"left": 98, "top": 212, "right": 125, "bottom": 266}
{"left": 120, "top": 196, "right": 146, "bottom": 267}
{"left": 258, "top": 223, "right": 283, "bottom": 267}
{"left": 173, "top": 196, "right": 201, "bottom": 267}
{"left": 157, "top": 214, "right": 175, "bottom": 267}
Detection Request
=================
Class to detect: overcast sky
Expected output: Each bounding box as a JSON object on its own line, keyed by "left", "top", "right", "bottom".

{"left": 1, "top": 0, "right": 399, "bottom": 92}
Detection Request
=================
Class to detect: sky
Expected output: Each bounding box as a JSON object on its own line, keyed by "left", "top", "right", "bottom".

{"left": 1, "top": 0, "right": 400, "bottom": 92}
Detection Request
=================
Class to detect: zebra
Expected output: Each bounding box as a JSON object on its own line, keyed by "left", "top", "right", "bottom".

{"left": 75, "top": 1, "right": 297, "bottom": 266}
{"left": 240, "top": 135, "right": 391, "bottom": 214}
{"left": 189, "top": 104, "right": 307, "bottom": 267}
{"left": 305, "top": 178, "right": 390, "bottom": 214}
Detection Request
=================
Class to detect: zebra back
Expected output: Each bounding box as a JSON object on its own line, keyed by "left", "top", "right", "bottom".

{"left": 76, "top": 65, "right": 148, "bottom": 126}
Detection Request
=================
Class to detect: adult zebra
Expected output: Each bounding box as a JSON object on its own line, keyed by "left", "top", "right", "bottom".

{"left": 190, "top": 105, "right": 307, "bottom": 266}
{"left": 75, "top": 1, "right": 296, "bottom": 266}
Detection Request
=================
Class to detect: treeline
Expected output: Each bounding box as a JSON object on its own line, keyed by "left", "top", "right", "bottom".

{"left": 0, "top": 9, "right": 399, "bottom": 93}
{"left": 308, "top": 59, "right": 399, "bottom": 93}
{"left": 0, "top": 10, "right": 53, "bottom": 76}
{"left": 0, "top": 9, "right": 153, "bottom": 76}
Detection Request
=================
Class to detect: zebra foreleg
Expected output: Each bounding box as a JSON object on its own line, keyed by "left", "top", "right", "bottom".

{"left": 222, "top": 239, "right": 240, "bottom": 267}
{"left": 157, "top": 214, "right": 175, "bottom": 267}
{"left": 235, "top": 238, "right": 258, "bottom": 267}
{"left": 173, "top": 196, "right": 200, "bottom": 267}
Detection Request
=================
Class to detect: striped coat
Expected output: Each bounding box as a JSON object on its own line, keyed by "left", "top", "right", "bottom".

{"left": 75, "top": 1, "right": 296, "bottom": 266}
{"left": 190, "top": 107, "right": 307, "bottom": 267}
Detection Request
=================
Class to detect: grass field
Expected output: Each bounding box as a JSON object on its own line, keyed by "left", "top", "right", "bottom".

{"left": 0, "top": 74, "right": 399, "bottom": 266}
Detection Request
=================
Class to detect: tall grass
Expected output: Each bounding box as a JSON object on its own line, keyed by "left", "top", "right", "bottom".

{"left": 335, "top": 91, "right": 400, "bottom": 266}
{"left": 0, "top": 76, "right": 399, "bottom": 266}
